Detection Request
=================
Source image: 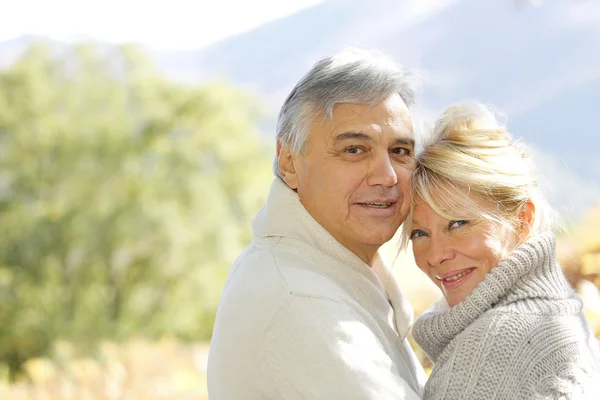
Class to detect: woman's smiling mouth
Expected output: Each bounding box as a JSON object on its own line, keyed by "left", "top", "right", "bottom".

{"left": 436, "top": 267, "right": 476, "bottom": 290}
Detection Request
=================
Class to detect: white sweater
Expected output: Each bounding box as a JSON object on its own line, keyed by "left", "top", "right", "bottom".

{"left": 207, "top": 178, "right": 426, "bottom": 399}
{"left": 413, "top": 233, "right": 600, "bottom": 399}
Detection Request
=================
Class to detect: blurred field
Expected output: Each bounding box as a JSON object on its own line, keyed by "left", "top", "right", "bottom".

{"left": 2, "top": 206, "right": 599, "bottom": 399}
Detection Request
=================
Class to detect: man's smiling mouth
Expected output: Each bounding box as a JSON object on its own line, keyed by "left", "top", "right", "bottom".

{"left": 359, "top": 202, "right": 393, "bottom": 208}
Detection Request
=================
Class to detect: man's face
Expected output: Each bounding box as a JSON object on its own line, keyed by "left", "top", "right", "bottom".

{"left": 279, "top": 95, "right": 415, "bottom": 263}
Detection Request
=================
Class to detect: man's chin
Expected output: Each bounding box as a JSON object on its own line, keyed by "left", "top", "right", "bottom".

{"left": 357, "top": 230, "right": 398, "bottom": 247}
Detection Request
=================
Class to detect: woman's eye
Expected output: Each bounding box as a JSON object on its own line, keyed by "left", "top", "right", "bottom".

{"left": 344, "top": 146, "right": 365, "bottom": 155}
{"left": 410, "top": 230, "right": 428, "bottom": 240}
{"left": 449, "top": 220, "right": 469, "bottom": 230}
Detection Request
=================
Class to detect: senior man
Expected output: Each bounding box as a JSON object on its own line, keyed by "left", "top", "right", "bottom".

{"left": 208, "top": 49, "right": 426, "bottom": 399}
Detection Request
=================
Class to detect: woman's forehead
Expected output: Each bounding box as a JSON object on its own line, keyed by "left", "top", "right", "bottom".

{"left": 413, "top": 188, "right": 495, "bottom": 222}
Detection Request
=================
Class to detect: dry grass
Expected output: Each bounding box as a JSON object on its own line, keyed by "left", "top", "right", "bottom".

{"left": 1, "top": 308, "right": 598, "bottom": 399}
{"left": 0, "top": 338, "right": 209, "bottom": 400}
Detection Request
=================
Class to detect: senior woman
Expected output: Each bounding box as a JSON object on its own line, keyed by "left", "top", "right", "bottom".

{"left": 403, "top": 101, "right": 600, "bottom": 399}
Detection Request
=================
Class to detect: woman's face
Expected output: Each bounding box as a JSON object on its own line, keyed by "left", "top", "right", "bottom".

{"left": 409, "top": 196, "right": 520, "bottom": 307}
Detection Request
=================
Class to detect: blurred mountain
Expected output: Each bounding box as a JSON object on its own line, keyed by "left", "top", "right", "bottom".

{"left": 0, "top": 35, "right": 40, "bottom": 68}
{"left": 1, "top": 0, "right": 599, "bottom": 219}
{"left": 189, "top": 0, "right": 600, "bottom": 220}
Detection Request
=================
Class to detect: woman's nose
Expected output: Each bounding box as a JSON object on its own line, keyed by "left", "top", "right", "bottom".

{"left": 427, "top": 235, "right": 455, "bottom": 266}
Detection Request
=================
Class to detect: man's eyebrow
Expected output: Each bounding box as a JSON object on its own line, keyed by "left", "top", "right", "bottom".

{"left": 392, "top": 137, "right": 415, "bottom": 148}
{"left": 333, "top": 132, "right": 415, "bottom": 148}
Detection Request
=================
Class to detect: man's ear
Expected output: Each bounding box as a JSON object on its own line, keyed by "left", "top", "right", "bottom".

{"left": 518, "top": 200, "right": 535, "bottom": 240}
{"left": 277, "top": 141, "right": 299, "bottom": 190}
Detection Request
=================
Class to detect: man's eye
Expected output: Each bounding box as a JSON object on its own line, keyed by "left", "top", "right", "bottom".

{"left": 344, "top": 146, "right": 365, "bottom": 154}
{"left": 449, "top": 220, "right": 469, "bottom": 230}
{"left": 391, "top": 147, "right": 410, "bottom": 156}
{"left": 410, "top": 230, "right": 428, "bottom": 240}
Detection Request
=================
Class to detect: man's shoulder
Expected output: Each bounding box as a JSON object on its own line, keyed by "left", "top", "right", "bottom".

{"left": 209, "top": 243, "right": 364, "bottom": 388}
{"left": 212, "top": 243, "right": 353, "bottom": 340}
{"left": 227, "top": 242, "right": 350, "bottom": 304}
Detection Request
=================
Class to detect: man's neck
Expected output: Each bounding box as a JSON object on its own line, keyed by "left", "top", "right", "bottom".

{"left": 347, "top": 244, "right": 380, "bottom": 268}
{"left": 366, "top": 251, "right": 385, "bottom": 269}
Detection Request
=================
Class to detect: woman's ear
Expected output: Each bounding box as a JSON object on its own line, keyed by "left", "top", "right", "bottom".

{"left": 518, "top": 200, "right": 535, "bottom": 240}
{"left": 276, "top": 142, "right": 299, "bottom": 190}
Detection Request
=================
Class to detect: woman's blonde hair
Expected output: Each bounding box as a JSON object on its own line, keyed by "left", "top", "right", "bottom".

{"left": 400, "top": 101, "right": 557, "bottom": 250}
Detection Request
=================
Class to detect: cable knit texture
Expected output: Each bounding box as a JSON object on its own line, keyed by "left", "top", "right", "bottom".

{"left": 208, "top": 178, "right": 426, "bottom": 399}
{"left": 413, "top": 233, "right": 600, "bottom": 399}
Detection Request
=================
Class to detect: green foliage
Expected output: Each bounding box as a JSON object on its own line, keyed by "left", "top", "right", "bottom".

{"left": 0, "top": 42, "right": 272, "bottom": 379}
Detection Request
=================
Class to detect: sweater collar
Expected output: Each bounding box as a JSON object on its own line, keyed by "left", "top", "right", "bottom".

{"left": 252, "top": 178, "right": 414, "bottom": 338}
{"left": 253, "top": 178, "right": 369, "bottom": 271}
{"left": 413, "top": 232, "right": 577, "bottom": 362}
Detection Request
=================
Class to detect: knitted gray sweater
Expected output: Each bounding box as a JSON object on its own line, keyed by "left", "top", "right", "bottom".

{"left": 413, "top": 233, "right": 600, "bottom": 399}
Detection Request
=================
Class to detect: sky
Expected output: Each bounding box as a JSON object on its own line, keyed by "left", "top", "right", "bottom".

{"left": 0, "top": 0, "right": 325, "bottom": 50}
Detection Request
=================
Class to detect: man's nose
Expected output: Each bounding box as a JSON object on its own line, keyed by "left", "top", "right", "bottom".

{"left": 367, "top": 153, "right": 398, "bottom": 187}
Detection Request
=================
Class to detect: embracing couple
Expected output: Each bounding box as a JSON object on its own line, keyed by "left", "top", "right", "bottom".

{"left": 207, "top": 49, "right": 600, "bottom": 399}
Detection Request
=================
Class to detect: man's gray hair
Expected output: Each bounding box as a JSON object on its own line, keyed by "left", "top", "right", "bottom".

{"left": 274, "top": 48, "right": 418, "bottom": 177}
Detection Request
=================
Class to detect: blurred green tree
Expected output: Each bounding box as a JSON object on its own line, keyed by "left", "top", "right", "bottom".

{"left": 0, "top": 42, "right": 272, "bottom": 380}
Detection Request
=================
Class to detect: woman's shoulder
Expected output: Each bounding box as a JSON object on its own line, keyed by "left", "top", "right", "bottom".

{"left": 454, "top": 301, "right": 589, "bottom": 354}
{"left": 458, "top": 302, "right": 595, "bottom": 367}
{"left": 482, "top": 297, "right": 584, "bottom": 329}
{"left": 493, "top": 292, "right": 583, "bottom": 316}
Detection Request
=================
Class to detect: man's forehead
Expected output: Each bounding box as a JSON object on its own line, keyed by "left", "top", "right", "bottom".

{"left": 329, "top": 103, "right": 411, "bottom": 125}
{"left": 330, "top": 95, "right": 410, "bottom": 116}
{"left": 306, "top": 96, "right": 413, "bottom": 144}
{"left": 326, "top": 116, "right": 414, "bottom": 140}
